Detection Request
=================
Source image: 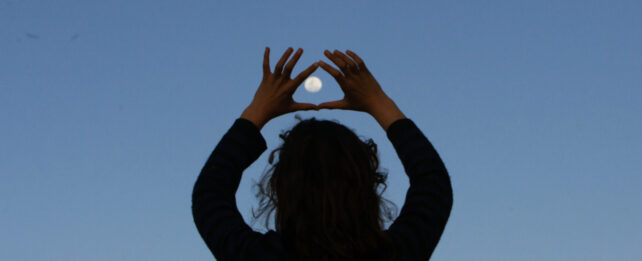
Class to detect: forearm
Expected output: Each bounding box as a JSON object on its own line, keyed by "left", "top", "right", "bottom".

{"left": 369, "top": 97, "right": 406, "bottom": 131}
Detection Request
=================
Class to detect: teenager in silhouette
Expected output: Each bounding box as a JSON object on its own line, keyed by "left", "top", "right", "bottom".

{"left": 192, "top": 47, "right": 453, "bottom": 261}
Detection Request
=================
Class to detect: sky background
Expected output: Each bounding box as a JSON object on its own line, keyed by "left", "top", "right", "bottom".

{"left": 1, "top": 0, "right": 641, "bottom": 260}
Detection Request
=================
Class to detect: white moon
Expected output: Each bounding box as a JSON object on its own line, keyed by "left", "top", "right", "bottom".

{"left": 304, "top": 76, "right": 322, "bottom": 93}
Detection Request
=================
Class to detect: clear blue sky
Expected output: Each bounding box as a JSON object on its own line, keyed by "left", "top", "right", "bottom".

{"left": 1, "top": 0, "right": 641, "bottom": 260}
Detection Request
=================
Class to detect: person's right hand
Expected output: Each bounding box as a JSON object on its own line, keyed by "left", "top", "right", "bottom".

{"left": 317, "top": 50, "right": 390, "bottom": 115}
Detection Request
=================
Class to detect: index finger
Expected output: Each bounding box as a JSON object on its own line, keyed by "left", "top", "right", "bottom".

{"left": 324, "top": 50, "right": 347, "bottom": 73}
{"left": 263, "top": 47, "right": 271, "bottom": 75}
{"left": 318, "top": 61, "right": 345, "bottom": 85}
{"left": 289, "top": 62, "right": 319, "bottom": 92}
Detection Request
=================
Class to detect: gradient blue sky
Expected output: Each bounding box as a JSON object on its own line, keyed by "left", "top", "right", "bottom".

{"left": 2, "top": 0, "right": 641, "bottom": 260}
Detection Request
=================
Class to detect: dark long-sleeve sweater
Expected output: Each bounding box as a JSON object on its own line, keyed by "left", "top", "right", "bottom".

{"left": 192, "top": 117, "right": 453, "bottom": 261}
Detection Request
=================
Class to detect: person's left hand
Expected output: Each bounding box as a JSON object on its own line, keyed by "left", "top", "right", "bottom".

{"left": 241, "top": 47, "right": 319, "bottom": 130}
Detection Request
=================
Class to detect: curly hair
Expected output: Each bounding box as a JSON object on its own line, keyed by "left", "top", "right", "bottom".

{"left": 251, "top": 115, "right": 399, "bottom": 261}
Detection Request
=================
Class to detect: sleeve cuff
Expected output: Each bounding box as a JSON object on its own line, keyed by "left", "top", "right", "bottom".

{"left": 231, "top": 118, "right": 268, "bottom": 153}
{"left": 386, "top": 118, "right": 415, "bottom": 140}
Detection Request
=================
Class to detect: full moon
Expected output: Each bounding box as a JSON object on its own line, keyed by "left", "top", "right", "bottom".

{"left": 304, "top": 76, "right": 322, "bottom": 93}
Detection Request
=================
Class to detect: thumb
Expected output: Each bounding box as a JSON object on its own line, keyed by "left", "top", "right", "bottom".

{"left": 317, "top": 99, "right": 349, "bottom": 110}
{"left": 291, "top": 102, "right": 318, "bottom": 112}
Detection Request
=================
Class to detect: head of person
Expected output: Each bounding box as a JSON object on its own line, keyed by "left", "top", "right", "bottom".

{"left": 253, "top": 116, "right": 398, "bottom": 261}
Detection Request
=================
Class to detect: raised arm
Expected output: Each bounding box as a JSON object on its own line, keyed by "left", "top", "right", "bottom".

{"left": 191, "top": 118, "right": 267, "bottom": 260}
{"left": 192, "top": 46, "right": 320, "bottom": 260}
{"left": 384, "top": 116, "right": 453, "bottom": 260}
{"left": 318, "top": 49, "right": 453, "bottom": 260}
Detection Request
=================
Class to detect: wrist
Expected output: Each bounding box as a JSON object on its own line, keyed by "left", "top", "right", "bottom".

{"left": 241, "top": 106, "right": 269, "bottom": 130}
{"left": 369, "top": 98, "right": 406, "bottom": 131}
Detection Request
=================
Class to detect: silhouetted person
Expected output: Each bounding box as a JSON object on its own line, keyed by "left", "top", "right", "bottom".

{"left": 192, "top": 47, "right": 453, "bottom": 260}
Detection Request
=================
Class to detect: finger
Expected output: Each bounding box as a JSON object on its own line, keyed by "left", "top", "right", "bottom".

{"left": 290, "top": 62, "right": 319, "bottom": 92}
{"left": 263, "top": 47, "right": 271, "bottom": 76}
{"left": 318, "top": 61, "right": 343, "bottom": 81}
{"left": 274, "top": 47, "right": 294, "bottom": 75}
{"left": 345, "top": 49, "right": 369, "bottom": 72}
{"left": 324, "top": 50, "right": 350, "bottom": 76}
{"left": 317, "top": 99, "right": 349, "bottom": 110}
{"left": 333, "top": 50, "right": 358, "bottom": 74}
{"left": 283, "top": 48, "right": 303, "bottom": 78}
{"left": 290, "top": 102, "right": 318, "bottom": 112}
{"left": 318, "top": 61, "right": 347, "bottom": 88}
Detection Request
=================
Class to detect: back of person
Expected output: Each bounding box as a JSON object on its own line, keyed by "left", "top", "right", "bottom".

{"left": 191, "top": 47, "right": 453, "bottom": 261}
